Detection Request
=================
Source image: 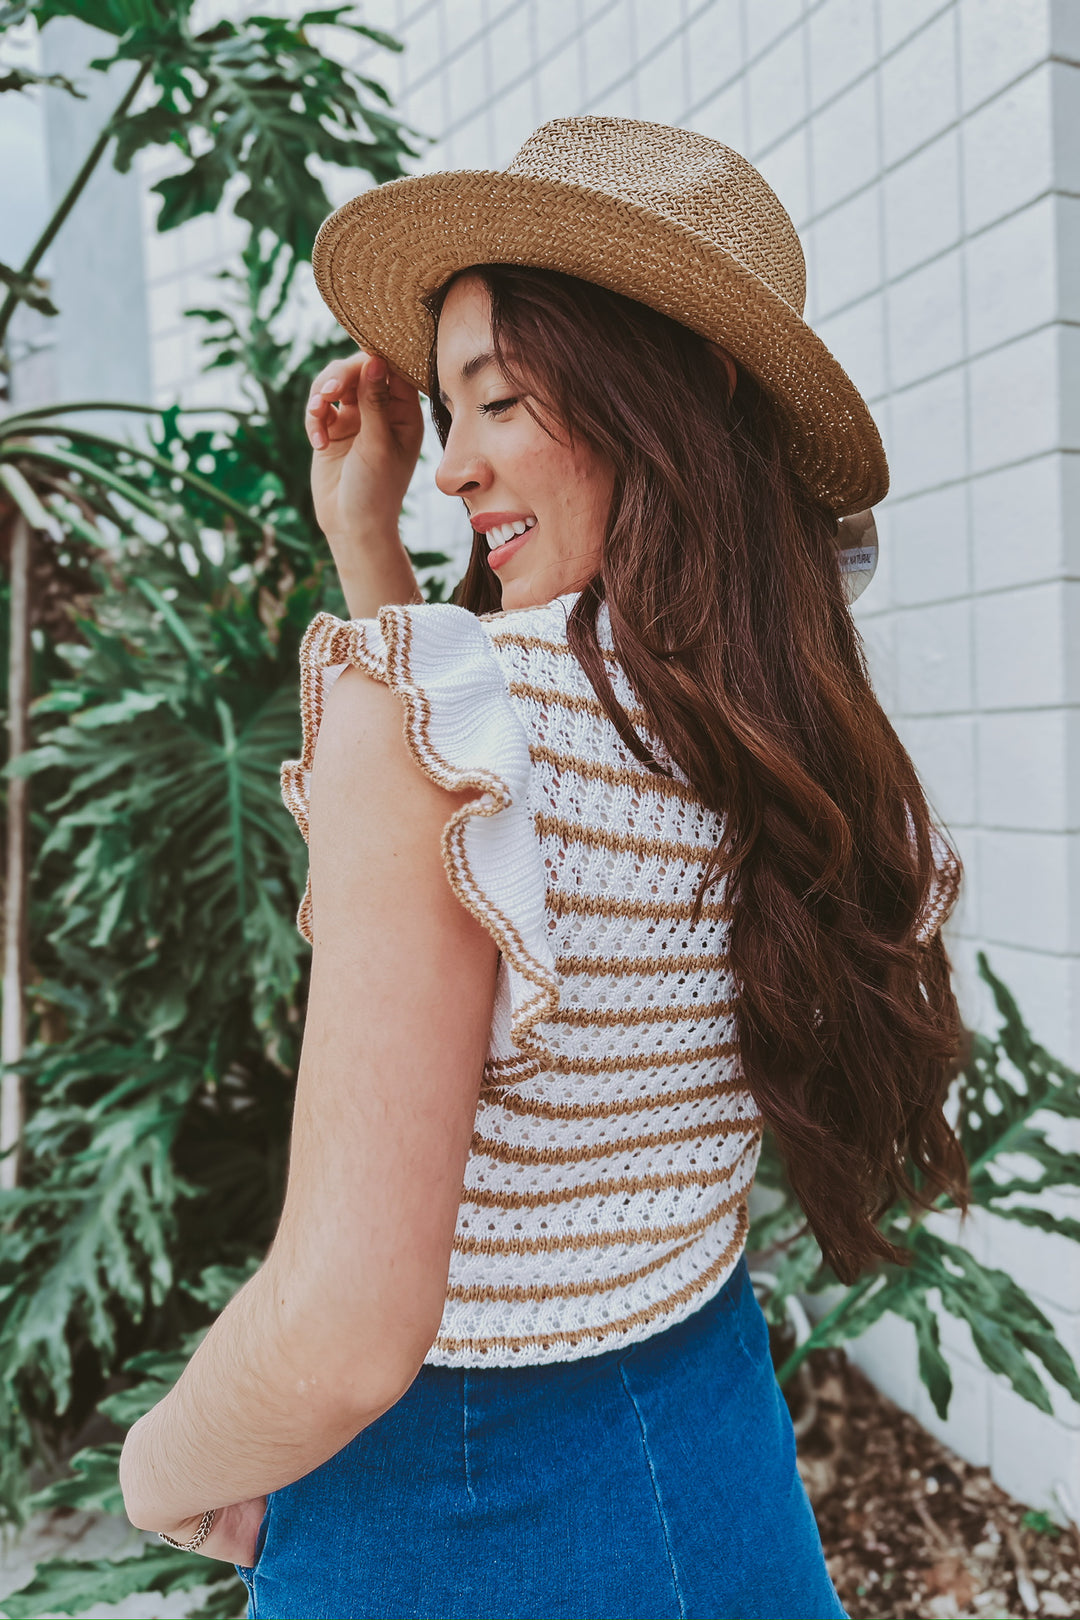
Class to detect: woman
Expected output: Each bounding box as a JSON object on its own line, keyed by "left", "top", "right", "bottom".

{"left": 119, "top": 118, "right": 968, "bottom": 1620}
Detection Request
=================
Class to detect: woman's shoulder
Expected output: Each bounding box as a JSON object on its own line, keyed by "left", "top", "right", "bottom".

{"left": 476, "top": 590, "right": 581, "bottom": 643}
{"left": 475, "top": 589, "right": 618, "bottom": 666}
{"left": 290, "top": 591, "right": 617, "bottom": 737}
{"left": 368, "top": 590, "right": 605, "bottom": 686}
{"left": 282, "top": 597, "right": 559, "bottom": 1025}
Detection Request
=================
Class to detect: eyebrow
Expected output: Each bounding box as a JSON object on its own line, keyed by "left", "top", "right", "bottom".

{"left": 437, "top": 350, "right": 496, "bottom": 407}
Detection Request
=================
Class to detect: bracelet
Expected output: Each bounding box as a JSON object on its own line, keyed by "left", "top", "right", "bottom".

{"left": 158, "top": 1507, "right": 217, "bottom": 1552}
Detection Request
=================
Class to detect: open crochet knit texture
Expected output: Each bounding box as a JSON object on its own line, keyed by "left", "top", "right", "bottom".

{"left": 281, "top": 589, "right": 761, "bottom": 1366}
{"left": 281, "top": 588, "right": 951, "bottom": 1366}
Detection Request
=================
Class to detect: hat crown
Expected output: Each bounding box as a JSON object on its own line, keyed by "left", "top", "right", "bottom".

{"left": 507, "top": 116, "right": 806, "bottom": 315}
{"left": 311, "top": 115, "right": 888, "bottom": 515}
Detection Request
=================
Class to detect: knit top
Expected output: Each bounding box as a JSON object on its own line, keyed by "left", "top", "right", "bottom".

{"left": 280, "top": 587, "right": 763, "bottom": 1367}
{"left": 280, "top": 590, "right": 957, "bottom": 1368}
{"left": 282, "top": 589, "right": 958, "bottom": 1367}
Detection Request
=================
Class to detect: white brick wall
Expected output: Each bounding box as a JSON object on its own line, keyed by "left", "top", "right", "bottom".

{"left": 373, "top": 0, "right": 1080, "bottom": 1523}
{"left": 24, "top": 0, "right": 1080, "bottom": 1525}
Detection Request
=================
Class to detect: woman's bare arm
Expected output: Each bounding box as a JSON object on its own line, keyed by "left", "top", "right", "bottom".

{"left": 120, "top": 666, "right": 499, "bottom": 1529}
{"left": 305, "top": 352, "right": 427, "bottom": 619}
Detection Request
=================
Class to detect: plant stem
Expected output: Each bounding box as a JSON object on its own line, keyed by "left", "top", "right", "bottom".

{"left": 216, "top": 698, "right": 248, "bottom": 934}
{"left": 1, "top": 426, "right": 265, "bottom": 528}
{"left": 773, "top": 1272, "right": 880, "bottom": 1386}
{"left": 0, "top": 59, "right": 153, "bottom": 348}
{"left": 0, "top": 402, "right": 251, "bottom": 431}
{"left": 0, "top": 442, "right": 198, "bottom": 527}
{"left": 1, "top": 514, "right": 32, "bottom": 1191}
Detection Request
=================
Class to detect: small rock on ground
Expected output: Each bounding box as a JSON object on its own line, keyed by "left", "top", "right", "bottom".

{"left": 794, "top": 1347, "right": 1080, "bottom": 1620}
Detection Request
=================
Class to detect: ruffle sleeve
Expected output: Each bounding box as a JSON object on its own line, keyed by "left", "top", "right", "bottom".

{"left": 915, "top": 820, "right": 963, "bottom": 947}
{"left": 280, "top": 605, "right": 559, "bottom": 1054}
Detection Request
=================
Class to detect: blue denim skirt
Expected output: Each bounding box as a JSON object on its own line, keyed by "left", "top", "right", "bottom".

{"left": 235, "top": 1254, "right": 847, "bottom": 1619}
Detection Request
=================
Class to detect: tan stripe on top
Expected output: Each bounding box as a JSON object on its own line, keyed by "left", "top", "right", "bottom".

{"left": 507, "top": 678, "right": 653, "bottom": 730}
{"left": 514, "top": 1038, "right": 739, "bottom": 1076}
{"left": 488, "top": 631, "right": 621, "bottom": 665}
{"left": 470, "top": 1111, "right": 754, "bottom": 1166}
{"left": 546, "top": 890, "right": 733, "bottom": 924}
{"left": 533, "top": 811, "right": 719, "bottom": 869}
{"left": 462, "top": 1136, "right": 761, "bottom": 1210}
{"left": 547, "top": 997, "right": 733, "bottom": 1028}
{"left": 452, "top": 1180, "right": 750, "bottom": 1255}
{"left": 527, "top": 742, "right": 705, "bottom": 809}
{"left": 445, "top": 1230, "right": 704, "bottom": 1303}
{"left": 483, "top": 1052, "right": 541, "bottom": 1081}
{"left": 481, "top": 1073, "right": 747, "bottom": 1121}
{"left": 555, "top": 951, "right": 729, "bottom": 976}
{"left": 433, "top": 1203, "right": 750, "bottom": 1356}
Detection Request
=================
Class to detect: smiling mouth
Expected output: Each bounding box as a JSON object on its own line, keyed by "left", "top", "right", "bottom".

{"left": 485, "top": 517, "right": 536, "bottom": 551}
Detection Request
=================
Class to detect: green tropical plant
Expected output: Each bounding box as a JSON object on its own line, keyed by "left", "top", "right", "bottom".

{"left": 0, "top": 324, "right": 449, "bottom": 1616}
{"left": 0, "top": 470, "right": 320, "bottom": 1612}
{"left": 0, "top": 1263, "right": 260, "bottom": 1619}
{"left": 0, "top": 7, "right": 449, "bottom": 1613}
{"left": 0, "top": 0, "right": 420, "bottom": 1212}
{"left": 750, "top": 950, "right": 1080, "bottom": 1423}
{"left": 0, "top": 0, "right": 426, "bottom": 878}
{"left": 0, "top": 0, "right": 422, "bottom": 359}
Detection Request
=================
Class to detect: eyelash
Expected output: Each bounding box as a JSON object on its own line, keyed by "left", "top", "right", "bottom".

{"left": 480, "top": 397, "right": 518, "bottom": 416}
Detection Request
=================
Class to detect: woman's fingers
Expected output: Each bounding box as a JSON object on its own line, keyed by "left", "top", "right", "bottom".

{"left": 305, "top": 352, "right": 369, "bottom": 443}
{"left": 311, "top": 351, "right": 369, "bottom": 400}
{"left": 306, "top": 371, "right": 358, "bottom": 449}
{"left": 305, "top": 350, "right": 417, "bottom": 450}
{"left": 306, "top": 387, "right": 338, "bottom": 449}
{"left": 306, "top": 404, "right": 329, "bottom": 450}
{"left": 353, "top": 353, "right": 396, "bottom": 449}
{"left": 322, "top": 400, "right": 362, "bottom": 439}
{"left": 362, "top": 352, "right": 389, "bottom": 395}
{"left": 308, "top": 401, "right": 360, "bottom": 450}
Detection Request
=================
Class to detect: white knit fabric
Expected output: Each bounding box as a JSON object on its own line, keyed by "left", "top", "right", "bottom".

{"left": 281, "top": 588, "right": 765, "bottom": 1366}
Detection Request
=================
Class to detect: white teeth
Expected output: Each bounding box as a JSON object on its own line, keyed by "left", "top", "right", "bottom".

{"left": 486, "top": 518, "right": 536, "bottom": 550}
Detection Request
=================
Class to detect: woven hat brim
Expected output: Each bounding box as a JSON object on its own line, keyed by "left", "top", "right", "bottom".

{"left": 312, "top": 169, "right": 889, "bottom": 518}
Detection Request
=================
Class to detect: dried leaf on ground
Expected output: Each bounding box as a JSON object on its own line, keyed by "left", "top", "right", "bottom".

{"left": 794, "top": 1348, "right": 1080, "bottom": 1620}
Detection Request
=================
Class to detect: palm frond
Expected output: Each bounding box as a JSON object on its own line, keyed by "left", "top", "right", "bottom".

{"left": 753, "top": 952, "right": 1080, "bottom": 1420}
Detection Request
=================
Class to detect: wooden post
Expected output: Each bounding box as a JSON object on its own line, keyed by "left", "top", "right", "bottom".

{"left": 1, "top": 513, "right": 31, "bottom": 1190}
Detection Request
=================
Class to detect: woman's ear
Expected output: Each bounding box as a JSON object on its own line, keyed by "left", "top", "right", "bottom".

{"left": 705, "top": 340, "right": 737, "bottom": 400}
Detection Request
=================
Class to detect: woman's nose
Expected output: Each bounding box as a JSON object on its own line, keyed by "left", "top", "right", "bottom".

{"left": 434, "top": 423, "right": 491, "bottom": 500}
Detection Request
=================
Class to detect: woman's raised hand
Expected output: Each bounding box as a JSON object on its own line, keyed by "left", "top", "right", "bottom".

{"left": 305, "top": 350, "right": 425, "bottom": 554}
{"left": 305, "top": 351, "right": 427, "bottom": 616}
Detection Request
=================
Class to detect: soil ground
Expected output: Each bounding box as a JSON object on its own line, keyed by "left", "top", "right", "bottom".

{"left": 795, "top": 1347, "right": 1080, "bottom": 1620}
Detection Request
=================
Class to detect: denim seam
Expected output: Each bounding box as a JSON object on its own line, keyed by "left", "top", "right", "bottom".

{"left": 237, "top": 1567, "right": 257, "bottom": 1619}
{"left": 618, "top": 1363, "right": 687, "bottom": 1620}
{"left": 462, "top": 1369, "right": 476, "bottom": 1504}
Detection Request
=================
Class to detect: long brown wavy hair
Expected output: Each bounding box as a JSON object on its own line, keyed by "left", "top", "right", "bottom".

{"left": 423, "top": 263, "right": 969, "bottom": 1285}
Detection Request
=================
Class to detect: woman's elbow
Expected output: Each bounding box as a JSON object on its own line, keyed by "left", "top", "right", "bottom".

{"left": 278, "top": 1270, "right": 442, "bottom": 1430}
{"left": 340, "top": 1298, "right": 443, "bottom": 1419}
{"left": 332, "top": 1341, "right": 430, "bottom": 1431}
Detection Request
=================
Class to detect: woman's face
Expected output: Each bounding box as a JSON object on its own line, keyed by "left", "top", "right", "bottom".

{"left": 433, "top": 274, "right": 615, "bottom": 611}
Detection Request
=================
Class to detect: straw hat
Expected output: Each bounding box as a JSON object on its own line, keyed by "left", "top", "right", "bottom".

{"left": 312, "top": 115, "right": 886, "bottom": 597}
